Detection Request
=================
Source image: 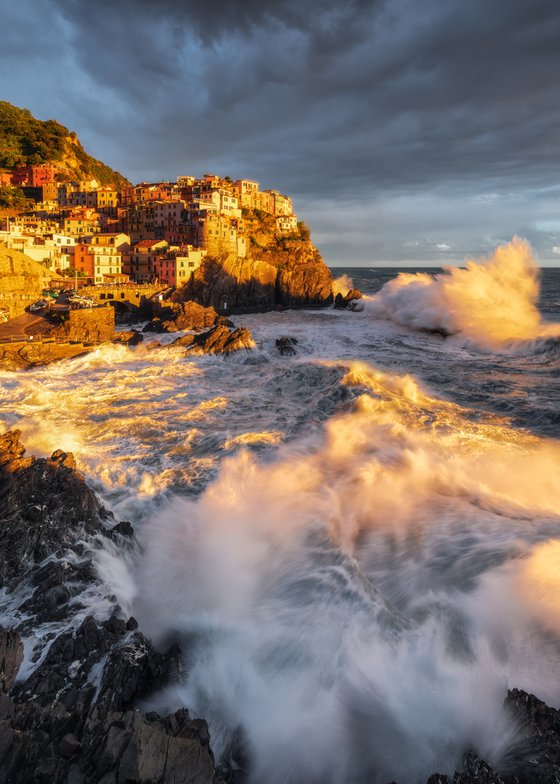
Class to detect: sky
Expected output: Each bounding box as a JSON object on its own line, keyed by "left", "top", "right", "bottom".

{"left": 2, "top": 0, "right": 560, "bottom": 266}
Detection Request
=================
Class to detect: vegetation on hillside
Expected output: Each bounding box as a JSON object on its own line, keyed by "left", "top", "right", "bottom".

{"left": 0, "top": 102, "right": 130, "bottom": 188}
{"left": 0, "top": 185, "right": 34, "bottom": 211}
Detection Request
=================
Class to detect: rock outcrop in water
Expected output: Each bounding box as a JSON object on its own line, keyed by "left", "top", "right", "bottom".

{"left": 143, "top": 300, "right": 224, "bottom": 334}
{"left": 172, "top": 323, "right": 254, "bottom": 355}
{"left": 0, "top": 430, "right": 221, "bottom": 783}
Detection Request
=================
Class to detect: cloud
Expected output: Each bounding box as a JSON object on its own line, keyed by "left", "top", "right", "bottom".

{"left": 2, "top": 0, "right": 560, "bottom": 264}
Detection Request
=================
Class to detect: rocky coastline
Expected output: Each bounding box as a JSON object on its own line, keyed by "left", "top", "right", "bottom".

{"left": 1, "top": 430, "right": 560, "bottom": 783}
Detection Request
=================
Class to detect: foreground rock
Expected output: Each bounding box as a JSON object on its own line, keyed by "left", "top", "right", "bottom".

{"left": 0, "top": 430, "right": 222, "bottom": 783}
{"left": 172, "top": 324, "right": 255, "bottom": 355}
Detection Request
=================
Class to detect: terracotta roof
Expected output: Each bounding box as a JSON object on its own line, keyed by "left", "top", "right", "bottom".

{"left": 134, "top": 239, "right": 167, "bottom": 248}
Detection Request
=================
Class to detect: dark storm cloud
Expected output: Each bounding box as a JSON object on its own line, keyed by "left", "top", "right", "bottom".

{"left": 2, "top": 0, "right": 560, "bottom": 263}
{"left": 43, "top": 0, "right": 560, "bottom": 193}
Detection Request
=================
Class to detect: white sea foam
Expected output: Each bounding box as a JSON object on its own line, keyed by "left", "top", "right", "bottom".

{"left": 366, "top": 238, "right": 560, "bottom": 351}
{"left": 2, "top": 262, "right": 560, "bottom": 782}
{"left": 133, "top": 362, "right": 560, "bottom": 784}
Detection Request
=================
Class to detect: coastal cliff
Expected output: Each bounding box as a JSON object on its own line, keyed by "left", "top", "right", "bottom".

{"left": 178, "top": 210, "right": 333, "bottom": 312}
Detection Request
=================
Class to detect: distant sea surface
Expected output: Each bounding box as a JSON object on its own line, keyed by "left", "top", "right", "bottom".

{"left": 2, "top": 253, "right": 560, "bottom": 783}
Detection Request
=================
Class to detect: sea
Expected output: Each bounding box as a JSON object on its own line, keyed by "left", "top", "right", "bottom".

{"left": 1, "top": 240, "right": 560, "bottom": 783}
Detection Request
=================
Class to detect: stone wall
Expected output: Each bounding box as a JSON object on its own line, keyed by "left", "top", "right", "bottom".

{"left": 49, "top": 306, "right": 115, "bottom": 344}
{"left": 0, "top": 245, "right": 61, "bottom": 318}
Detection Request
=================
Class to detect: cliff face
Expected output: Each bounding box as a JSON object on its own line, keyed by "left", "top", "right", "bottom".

{"left": 180, "top": 210, "right": 333, "bottom": 312}
{"left": 0, "top": 101, "right": 129, "bottom": 188}
{"left": 0, "top": 244, "right": 60, "bottom": 317}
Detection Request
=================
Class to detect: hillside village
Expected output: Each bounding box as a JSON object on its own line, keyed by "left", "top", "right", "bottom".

{"left": 0, "top": 164, "right": 304, "bottom": 287}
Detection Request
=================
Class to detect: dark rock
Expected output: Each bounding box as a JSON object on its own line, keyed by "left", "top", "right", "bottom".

{"left": 345, "top": 288, "right": 363, "bottom": 302}
{"left": 96, "top": 632, "right": 178, "bottom": 713}
{"left": 500, "top": 688, "right": 560, "bottom": 784}
{"left": 110, "top": 520, "right": 134, "bottom": 538}
{"left": 334, "top": 288, "right": 363, "bottom": 309}
{"left": 0, "top": 630, "right": 23, "bottom": 692}
{"left": 144, "top": 301, "right": 220, "bottom": 334}
{"left": 333, "top": 292, "right": 347, "bottom": 308}
{"left": 0, "top": 431, "right": 222, "bottom": 784}
{"left": 172, "top": 324, "right": 254, "bottom": 355}
{"left": 0, "top": 430, "right": 110, "bottom": 588}
{"left": 80, "top": 709, "right": 218, "bottom": 784}
{"left": 453, "top": 752, "right": 505, "bottom": 784}
{"left": 276, "top": 336, "right": 298, "bottom": 356}
{"left": 112, "top": 329, "right": 144, "bottom": 346}
{"left": 58, "top": 732, "right": 81, "bottom": 758}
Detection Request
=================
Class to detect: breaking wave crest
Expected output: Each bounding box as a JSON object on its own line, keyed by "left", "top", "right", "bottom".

{"left": 132, "top": 362, "right": 560, "bottom": 784}
{"left": 367, "top": 238, "right": 560, "bottom": 351}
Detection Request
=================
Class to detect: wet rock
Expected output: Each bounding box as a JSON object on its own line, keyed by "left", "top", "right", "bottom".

{"left": 96, "top": 633, "right": 180, "bottom": 713}
{"left": 80, "top": 709, "right": 219, "bottom": 784}
{"left": 172, "top": 324, "right": 254, "bottom": 355}
{"left": 453, "top": 751, "right": 505, "bottom": 784}
{"left": 0, "top": 630, "right": 23, "bottom": 693}
{"left": 112, "top": 329, "right": 144, "bottom": 346}
{"left": 501, "top": 688, "right": 560, "bottom": 784}
{"left": 144, "top": 301, "right": 220, "bottom": 333}
{"left": 334, "top": 288, "right": 363, "bottom": 309}
{"left": 110, "top": 520, "right": 134, "bottom": 538}
{"left": 276, "top": 336, "right": 298, "bottom": 355}
{"left": 58, "top": 732, "right": 81, "bottom": 758}
{"left": 0, "top": 430, "right": 110, "bottom": 587}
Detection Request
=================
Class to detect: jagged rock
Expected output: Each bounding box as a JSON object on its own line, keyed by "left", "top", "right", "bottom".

{"left": 453, "top": 752, "right": 505, "bottom": 784}
{"left": 112, "top": 329, "right": 144, "bottom": 346}
{"left": 0, "top": 430, "right": 110, "bottom": 587}
{"left": 172, "top": 324, "right": 254, "bottom": 355}
{"left": 110, "top": 520, "right": 134, "bottom": 538}
{"left": 166, "top": 301, "right": 219, "bottom": 332}
{"left": 0, "top": 630, "right": 23, "bottom": 693}
{"left": 144, "top": 300, "right": 220, "bottom": 334}
{"left": 501, "top": 688, "right": 560, "bottom": 784}
{"left": 334, "top": 288, "right": 363, "bottom": 309}
{"left": 276, "top": 336, "right": 298, "bottom": 356}
{"left": 79, "top": 708, "right": 219, "bottom": 784}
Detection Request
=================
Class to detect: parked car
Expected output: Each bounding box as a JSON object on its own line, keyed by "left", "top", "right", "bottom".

{"left": 29, "top": 300, "right": 49, "bottom": 312}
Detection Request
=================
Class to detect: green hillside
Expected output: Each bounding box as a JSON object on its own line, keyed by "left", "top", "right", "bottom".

{"left": 0, "top": 102, "right": 130, "bottom": 188}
